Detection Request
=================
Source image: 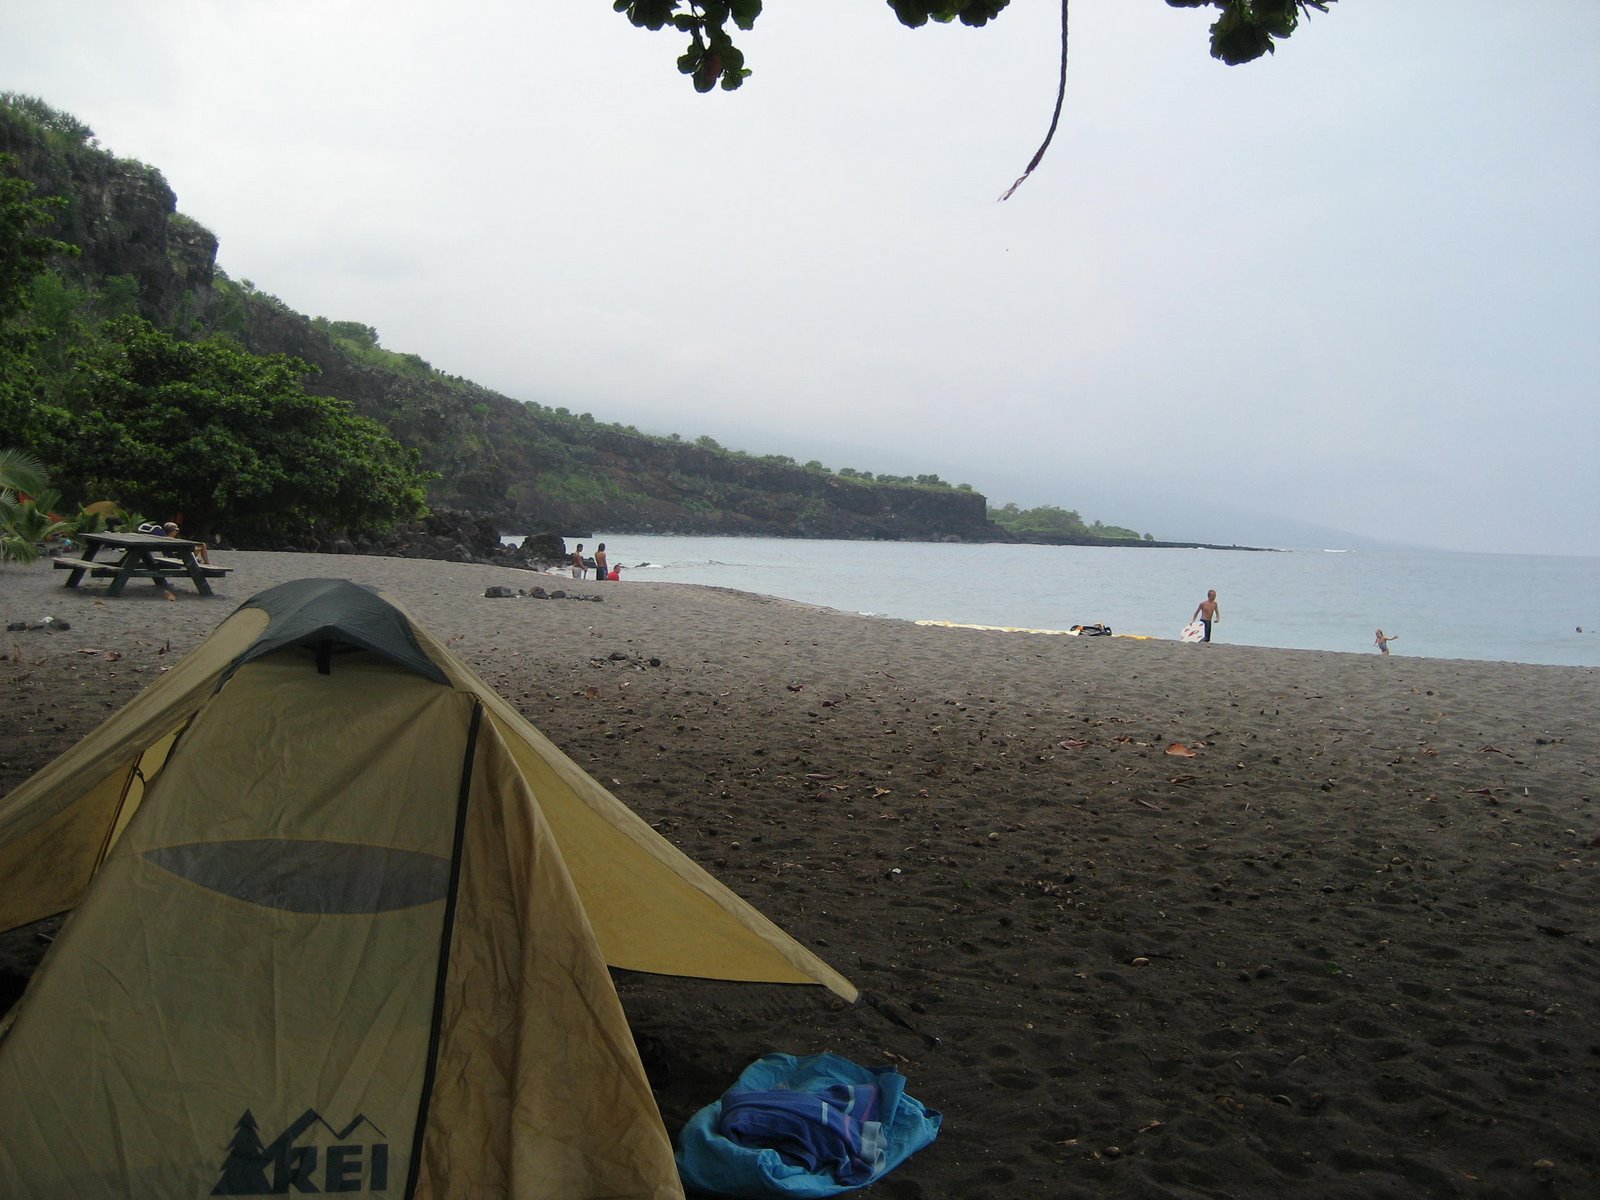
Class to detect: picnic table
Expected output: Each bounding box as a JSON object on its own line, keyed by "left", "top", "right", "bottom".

{"left": 54, "top": 531, "right": 231, "bottom": 597}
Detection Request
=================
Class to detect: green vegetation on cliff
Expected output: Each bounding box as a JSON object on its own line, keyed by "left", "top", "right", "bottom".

{"left": 23, "top": 314, "right": 431, "bottom": 543}
{"left": 1, "top": 93, "right": 1153, "bottom": 547}
{"left": 1, "top": 107, "right": 434, "bottom": 545}
{"left": 988, "top": 503, "right": 1150, "bottom": 542}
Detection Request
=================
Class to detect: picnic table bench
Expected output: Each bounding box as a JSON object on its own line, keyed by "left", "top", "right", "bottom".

{"left": 147, "top": 553, "right": 230, "bottom": 577}
{"left": 55, "top": 532, "right": 231, "bottom": 597}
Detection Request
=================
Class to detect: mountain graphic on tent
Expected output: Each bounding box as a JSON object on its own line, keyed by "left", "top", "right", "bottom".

{"left": 213, "top": 1108, "right": 390, "bottom": 1196}
{"left": 0, "top": 578, "right": 856, "bottom": 1199}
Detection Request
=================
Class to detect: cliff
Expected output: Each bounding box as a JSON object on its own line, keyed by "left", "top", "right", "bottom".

{"left": 2, "top": 101, "right": 995, "bottom": 542}
{"left": 0, "top": 106, "right": 217, "bottom": 329}
{"left": 228, "top": 298, "right": 994, "bottom": 540}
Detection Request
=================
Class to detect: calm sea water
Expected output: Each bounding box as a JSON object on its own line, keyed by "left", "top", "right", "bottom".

{"left": 511, "top": 534, "right": 1600, "bottom": 669}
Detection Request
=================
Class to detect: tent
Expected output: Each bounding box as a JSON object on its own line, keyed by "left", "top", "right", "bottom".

{"left": 0, "top": 578, "right": 855, "bottom": 1198}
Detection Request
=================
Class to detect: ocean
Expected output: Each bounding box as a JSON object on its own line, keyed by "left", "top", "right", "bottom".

{"left": 509, "top": 533, "right": 1600, "bottom": 669}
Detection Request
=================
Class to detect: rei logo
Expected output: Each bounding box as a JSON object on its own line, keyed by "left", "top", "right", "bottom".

{"left": 212, "top": 1109, "right": 391, "bottom": 1195}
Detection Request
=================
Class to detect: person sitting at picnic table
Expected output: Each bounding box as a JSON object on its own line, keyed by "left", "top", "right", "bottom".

{"left": 160, "top": 520, "right": 211, "bottom": 565}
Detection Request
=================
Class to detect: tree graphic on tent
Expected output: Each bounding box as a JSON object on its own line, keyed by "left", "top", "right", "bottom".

{"left": 212, "top": 1109, "right": 272, "bottom": 1195}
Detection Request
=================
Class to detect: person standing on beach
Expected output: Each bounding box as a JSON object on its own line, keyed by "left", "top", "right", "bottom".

{"left": 1375, "top": 629, "right": 1398, "bottom": 655}
{"left": 1192, "top": 590, "right": 1220, "bottom": 643}
{"left": 594, "top": 543, "right": 609, "bottom": 582}
{"left": 571, "top": 543, "right": 587, "bottom": 580}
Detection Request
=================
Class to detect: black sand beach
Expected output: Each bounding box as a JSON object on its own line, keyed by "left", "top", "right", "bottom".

{"left": 3, "top": 551, "right": 1598, "bottom": 1198}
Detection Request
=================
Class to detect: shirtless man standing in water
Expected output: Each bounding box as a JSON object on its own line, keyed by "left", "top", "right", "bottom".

{"left": 1192, "top": 589, "right": 1220, "bottom": 643}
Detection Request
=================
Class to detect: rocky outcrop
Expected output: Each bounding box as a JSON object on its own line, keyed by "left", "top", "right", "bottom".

{"left": 0, "top": 108, "right": 217, "bottom": 329}
{"left": 495, "top": 425, "right": 994, "bottom": 542}
{"left": 230, "top": 294, "right": 997, "bottom": 543}
{"left": 307, "top": 511, "right": 565, "bottom": 569}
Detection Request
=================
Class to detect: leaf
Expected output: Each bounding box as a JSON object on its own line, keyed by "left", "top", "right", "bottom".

{"left": 730, "top": 0, "right": 762, "bottom": 32}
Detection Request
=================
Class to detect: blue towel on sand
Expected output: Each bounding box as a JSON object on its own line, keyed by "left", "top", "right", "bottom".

{"left": 676, "top": 1052, "right": 942, "bottom": 1198}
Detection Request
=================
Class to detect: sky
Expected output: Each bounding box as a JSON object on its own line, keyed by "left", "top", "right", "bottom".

{"left": 3, "top": 2, "right": 1597, "bottom": 556}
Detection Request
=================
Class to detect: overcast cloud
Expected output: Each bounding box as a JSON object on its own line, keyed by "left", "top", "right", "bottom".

{"left": 3, "top": 1, "right": 1596, "bottom": 555}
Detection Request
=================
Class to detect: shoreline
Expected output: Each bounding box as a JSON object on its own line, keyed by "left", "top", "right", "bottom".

{"left": 4, "top": 551, "right": 1599, "bottom": 1198}
{"left": 517, "top": 536, "right": 1599, "bottom": 671}
{"left": 519, "top": 557, "right": 1596, "bottom": 671}
{"left": 514, "top": 531, "right": 1285, "bottom": 553}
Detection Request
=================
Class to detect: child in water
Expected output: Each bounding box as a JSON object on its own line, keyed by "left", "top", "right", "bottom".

{"left": 1374, "top": 629, "right": 1398, "bottom": 655}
